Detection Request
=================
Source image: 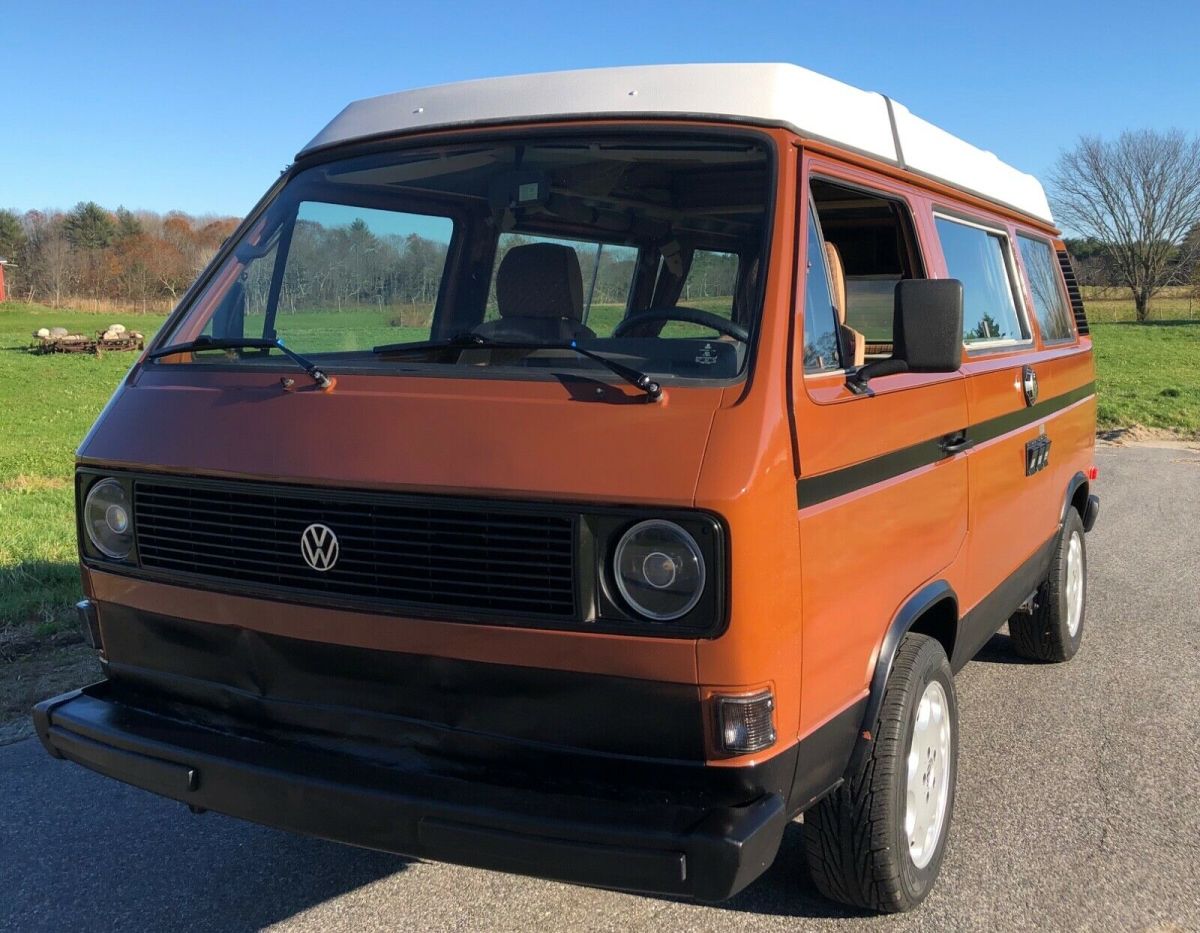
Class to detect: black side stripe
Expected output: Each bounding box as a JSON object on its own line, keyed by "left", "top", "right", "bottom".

{"left": 965, "top": 380, "right": 1096, "bottom": 446}
{"left": 797, "top": 381, "right": 1096, "bottom": 508}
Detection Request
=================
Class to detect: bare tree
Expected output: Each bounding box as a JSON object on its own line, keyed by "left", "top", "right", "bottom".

{"left": 1049, "top": 130, "right": 1200, "bottom": 322}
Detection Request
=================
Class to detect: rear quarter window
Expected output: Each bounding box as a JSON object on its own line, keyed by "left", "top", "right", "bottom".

{"left": 1017, "top": 235, "right": 1075, "bottom": 342}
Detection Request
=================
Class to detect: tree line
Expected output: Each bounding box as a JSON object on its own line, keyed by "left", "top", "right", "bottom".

{"left": 5, "top": 129, "right": 1198, "bottom": 326}
{"left": 1062, "top": 228, "right": 1199, "bottom": 294}
{"left": 252, "top": 217, "right": 451, "bottom": 318}
{"left": 0, "top": 203, "right": 238, "bottom": 310}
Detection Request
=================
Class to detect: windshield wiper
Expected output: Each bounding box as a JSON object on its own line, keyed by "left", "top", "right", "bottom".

{"left": 373, "top": 333, "right": 663, "bottom": 401}
{"left": 146, "top": 336, "right": 333, "bottom": 389}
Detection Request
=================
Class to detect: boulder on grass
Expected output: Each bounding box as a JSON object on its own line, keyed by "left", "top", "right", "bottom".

{"left": 35, "top": 328, "right": 50, "bottom": 338}
{"left": 50, "top": 327, "right": 68, "bottom": 338}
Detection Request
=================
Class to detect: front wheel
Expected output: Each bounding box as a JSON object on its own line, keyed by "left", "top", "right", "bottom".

{"left": 1008, "top": 508, "right": 1087, "bottom": 662}
{"left": 803, "top": 633, "right": 958, "bottom": 912}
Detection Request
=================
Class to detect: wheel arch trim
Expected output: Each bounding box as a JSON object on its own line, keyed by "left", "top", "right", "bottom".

{"left": 1062, "top": 471, "right": 1089, "bottom": 526}
{"left": 856, "top": 580, "right": 958, "bottom": 754}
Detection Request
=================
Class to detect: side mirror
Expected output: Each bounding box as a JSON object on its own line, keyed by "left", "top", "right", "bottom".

{"left": 850, "top": 279, "right": 963, "bottom": 392}
{"left": 894, "top": 279, "right": 963, "bottom": 372}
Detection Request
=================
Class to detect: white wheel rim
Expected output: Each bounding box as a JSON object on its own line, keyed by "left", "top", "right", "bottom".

{"left": 905, "top": 680, "right": 952, "bottom": 870}
{"left": 1066, "top": 531, "right": 1084, "bottom": 638}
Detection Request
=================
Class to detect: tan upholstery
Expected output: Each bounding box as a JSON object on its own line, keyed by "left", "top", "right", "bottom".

{"left": 823, "top": 242, "right": 846, "bottom": 321}
{"left": 824, "top": 241, "right": 864, "bottom": 367}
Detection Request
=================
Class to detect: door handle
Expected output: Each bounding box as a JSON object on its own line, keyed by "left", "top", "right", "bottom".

{"left": 939, "top": 430, "right": 974, "bottom": 456}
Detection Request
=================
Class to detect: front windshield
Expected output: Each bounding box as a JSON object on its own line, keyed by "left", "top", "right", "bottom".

{"left": 156, "top": 131, "right": 772, "bottom": 384}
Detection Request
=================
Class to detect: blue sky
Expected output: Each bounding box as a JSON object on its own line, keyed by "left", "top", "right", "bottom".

{"left": 3, "top": 0, "right": 1197, "bottom": 219}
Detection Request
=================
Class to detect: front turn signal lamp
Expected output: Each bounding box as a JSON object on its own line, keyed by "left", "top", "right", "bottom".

{"left": 716, "top": 689, "right": 776, "bottom": 755}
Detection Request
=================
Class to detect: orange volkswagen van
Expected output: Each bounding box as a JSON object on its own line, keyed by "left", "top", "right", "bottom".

{"left": 35, "top": 64, "right": 1098, "bottom": 912}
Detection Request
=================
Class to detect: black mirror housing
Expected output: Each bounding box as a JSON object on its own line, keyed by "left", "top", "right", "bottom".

{"left": 848, "top": 278, "right": 963, "bottom": 393}
{"left": 894, "top": 278, "right": 963, "bottom": 373}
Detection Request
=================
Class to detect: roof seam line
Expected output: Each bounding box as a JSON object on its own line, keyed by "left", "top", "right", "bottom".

{"left": 882, "top": 95, "right": 906, "bottom": 170}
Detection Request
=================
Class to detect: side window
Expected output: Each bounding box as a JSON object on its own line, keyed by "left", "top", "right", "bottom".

{"left": 1017, "top": 235, "right": 1075, "bottom": 342}
{"left": 680, "top": 249, "right": 739, "bottom": 318}
{"left": 935, "top": 216, "right": 1028, "bottom": 347}
{"left": 486, "top": 232, "right": 638, "bottom": 336}
{"left": 803, "top": 207, "right": 841, "bottom": 373}
{"left": 810, "top": 179, "right": 924, "bottom": 357}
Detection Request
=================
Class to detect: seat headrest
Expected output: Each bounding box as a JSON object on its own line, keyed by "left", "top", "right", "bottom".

{"left": 496, "top": 243, "right": 584, "bottom": 321}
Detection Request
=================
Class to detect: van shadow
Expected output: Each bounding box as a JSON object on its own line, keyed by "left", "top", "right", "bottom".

{"left": 6, "top": 750, "right": 412, "bottom": 933}
{"left": 133, "top": 826, "right": 411, "bottom": 932}
{"left": 969, "top": 629, "right": 1030, "bottom": 665}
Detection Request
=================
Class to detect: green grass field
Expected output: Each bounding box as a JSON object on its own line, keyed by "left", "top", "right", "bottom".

{"left": 0, "top": 294, "right": 1196, "bottom": 639}
{"left": 1092, "top": 322, "right": 1200, "bottom": 434}
{"left": 0, "top": 307, "right": 169, "bottom": 637}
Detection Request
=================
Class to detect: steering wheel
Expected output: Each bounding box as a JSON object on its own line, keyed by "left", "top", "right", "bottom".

{"left": 611, "top": 307, "right": 750, "bottom": 342}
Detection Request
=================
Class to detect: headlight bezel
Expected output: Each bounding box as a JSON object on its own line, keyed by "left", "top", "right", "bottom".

{"left": 77, "top": 472, "right": 138, "bottom": 565}
{"left": 587, "top": 509, "right": 727, "bottom": 637}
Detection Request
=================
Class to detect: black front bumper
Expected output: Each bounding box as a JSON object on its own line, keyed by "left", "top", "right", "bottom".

{"left": 34, "top": 680, "right": 789, "bottom": 901}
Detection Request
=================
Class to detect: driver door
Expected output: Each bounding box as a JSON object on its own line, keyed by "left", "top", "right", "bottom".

{"left": 793, "top": 185, "right": 969, "bottom": 739}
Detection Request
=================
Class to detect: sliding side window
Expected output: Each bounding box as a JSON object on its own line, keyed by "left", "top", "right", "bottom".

{"left": 935, "top": 216, "right": 1029, "bottom": 348}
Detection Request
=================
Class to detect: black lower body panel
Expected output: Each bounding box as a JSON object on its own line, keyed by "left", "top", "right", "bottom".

{"left": 952, "top": 533, "right": 1056, "bottom": 670}
{"left": 34, "top": 681, "right": 788, "bottom": 901}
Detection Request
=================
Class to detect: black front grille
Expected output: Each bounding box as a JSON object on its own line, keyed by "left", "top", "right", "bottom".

{"left": 132, "top": 478, "right": 577, "bottom": 618}
{"left": 1056, "top": 250, "right": 1090, "bottom": 335}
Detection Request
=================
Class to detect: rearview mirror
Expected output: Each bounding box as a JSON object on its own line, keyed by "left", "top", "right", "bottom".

{"left": 850, "top": 279, "right": 963, "bottom": 393}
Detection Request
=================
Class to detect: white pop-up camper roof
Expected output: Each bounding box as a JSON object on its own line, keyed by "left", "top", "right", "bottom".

{"left": 300, "top": 63, "right": 1053, "bottom": 224}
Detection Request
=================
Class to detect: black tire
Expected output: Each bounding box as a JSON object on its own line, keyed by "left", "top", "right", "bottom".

{"left": 802, "top": 633, "right": 958, "bottom": 913}
{"left": 1008, "top": 508, "right": 1087, "bottom": 663}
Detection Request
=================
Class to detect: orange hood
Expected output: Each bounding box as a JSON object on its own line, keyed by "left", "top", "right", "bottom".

{"left": 79, "top": 367, "right": 726, "bottom": 508}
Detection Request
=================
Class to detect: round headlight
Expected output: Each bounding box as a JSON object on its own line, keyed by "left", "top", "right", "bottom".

{"left": 613, "top": 520, "right": 705, "bottom": 621}
{"left": 83, "top": 478, "right": 133, "bottom": 559}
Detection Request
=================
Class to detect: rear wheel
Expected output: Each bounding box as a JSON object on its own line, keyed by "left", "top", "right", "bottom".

{"left": 803, "top": 633, "right": 957, "bottom": 912}
{"left": 1009, "top": 508, "right": 1087, "bottom": 662}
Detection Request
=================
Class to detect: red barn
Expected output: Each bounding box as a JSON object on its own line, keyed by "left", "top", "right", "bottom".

{"left": 0, "top": 259, "right": 7, "bottom": 302}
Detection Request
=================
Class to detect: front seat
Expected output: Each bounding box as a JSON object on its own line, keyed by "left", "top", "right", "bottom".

{"left": 824, "top": 241, "right": 865, "bottom": 367}
{"left": 474, "top": 243, "right": 595, "bottom": 342}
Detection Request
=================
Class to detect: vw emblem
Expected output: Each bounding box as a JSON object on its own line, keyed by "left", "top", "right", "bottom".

{"left": 300, "top": 523, "right": 339, "bottom": 572}
{"left": 1022, "top": 365, "right": 1039, "bottom": 407}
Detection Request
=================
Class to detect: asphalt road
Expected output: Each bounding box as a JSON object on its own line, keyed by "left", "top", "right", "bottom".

{"left": 3, "top": 444, "right": 1198, "bottom": 933}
